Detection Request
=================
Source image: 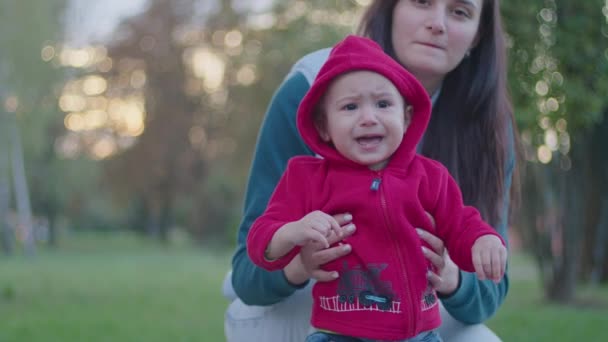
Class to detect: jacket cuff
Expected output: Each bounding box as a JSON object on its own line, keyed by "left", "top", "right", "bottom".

{"left": 282, "top": 269, "right": 310, "bottom": 289}
{"left": 439, "top": 271, "right": 475, "bottom": 309}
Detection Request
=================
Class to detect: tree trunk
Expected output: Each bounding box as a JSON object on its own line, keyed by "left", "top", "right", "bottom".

{"left": 591, "top": 195, "right": 608, "bottom": 284}
{"left": 145, "top": 198, "right": 161, "bottom": 239}
{"left": 0, "top": 111, "right": 14, "bottom": 254}
{"left": 47, "top": 208, "right": 58, "bottom": 247}
{"left": 8, "top": 116, "right": 36, "bottom": 255}
{"left": 546, "top": 159, "right": 581, "bottom": 302}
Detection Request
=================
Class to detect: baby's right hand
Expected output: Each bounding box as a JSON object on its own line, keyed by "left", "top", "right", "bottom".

{"left": 285, "top": 210, "right": 342, "bottom": 248}
{"left": 472, "top": 235, "right": 507, "bottom": 283}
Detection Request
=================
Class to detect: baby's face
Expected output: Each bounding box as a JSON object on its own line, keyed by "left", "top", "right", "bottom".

{"left": 319, "top": 70, "right": 410, "bottom": 170}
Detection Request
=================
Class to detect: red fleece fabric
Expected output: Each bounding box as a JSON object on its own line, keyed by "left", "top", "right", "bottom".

{"left": 247, "top": 35, "right": 503, "bottom": 340}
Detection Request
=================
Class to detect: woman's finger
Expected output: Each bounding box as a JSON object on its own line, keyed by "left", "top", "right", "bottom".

{"left": 426, "top": 269, "right": 443, "bottom": 289}
{"left": 312, "top": 243, "right": 352, "bottom": 265}
{"left": 311, "top": 269, "right": 339, "bottom": 282}
{"left": 422, "top": 246, "right": 445, "bottom": 270}
{"left": 416, "top": 228, "right": 444, "bottom": 254}
{"left": 424, "top": 211, "right": 436, "bottom": 228}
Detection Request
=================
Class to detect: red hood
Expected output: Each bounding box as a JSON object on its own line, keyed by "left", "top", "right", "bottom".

{"left": 297, "top": 35, "right": 432, "bottom": 170}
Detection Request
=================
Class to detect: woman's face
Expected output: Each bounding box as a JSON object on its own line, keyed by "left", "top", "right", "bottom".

{"left": 392, "top": 0, "right": 483, "bottom": 93}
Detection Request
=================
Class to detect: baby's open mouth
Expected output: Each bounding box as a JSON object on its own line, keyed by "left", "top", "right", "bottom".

{"left": 356, "top": 136, "right": 383, "bottom": 147}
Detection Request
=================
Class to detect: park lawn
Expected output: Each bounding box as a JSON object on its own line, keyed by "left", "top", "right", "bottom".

{"left": 0, "top": 232, "right": 231, "bottom": 342}
{"left": 488, "top": 254, "right": 608, "bottom": 341}
{"left": 1, "top": 233, "right": 607, "bottom": 341}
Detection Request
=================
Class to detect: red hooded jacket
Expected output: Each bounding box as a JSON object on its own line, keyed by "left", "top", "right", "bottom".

{"left": 247, "top": 35, "right": 503, "bottom": 340}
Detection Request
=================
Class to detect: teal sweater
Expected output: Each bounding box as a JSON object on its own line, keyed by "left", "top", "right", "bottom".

{"left": 231, "top": 49, "right": 513, "bottom": 324}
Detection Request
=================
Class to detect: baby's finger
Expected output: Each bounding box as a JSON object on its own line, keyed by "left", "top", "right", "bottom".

{"left": 490, "top": 251, "right": 501, "bottom": 282}
{"left": 327, "top": 224, "right": 356, "bottom": 245}
{"left": 481, "top": 249, "right": 493, "bottom": 280}
{"left": 321, "top": 212, "right": 342, "bottom": 236}
{"left": 472, "top": 250, "right": 486, "bottom": 280}
{"left": 311, "top": 218, "right": 330, "bottom": 237}
{"left": 332, "top": 212, "right": 353, "bottom": 227}
{"left": 307, "top": 230, "right": 330, "bottom": 248}
{"left": 501, "top": 248, "right": 508, "bottom": 279}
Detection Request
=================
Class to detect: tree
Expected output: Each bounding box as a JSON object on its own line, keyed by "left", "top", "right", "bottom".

{"left": 0, "top": 0, "right": 68, "bottom": 252}
{"left": 503, "top": 0, "right": 608, "bottom": 301}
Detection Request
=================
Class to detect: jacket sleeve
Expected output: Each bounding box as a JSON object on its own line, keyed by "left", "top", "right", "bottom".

{"left": 439, "top": 123, "right": 515, "bottom": 324}
{"left": 430, "top": 169, "right": 505, "bottom": 273}
{"left": 247, "top": 159, "right": 310, "bottom": 271}
{"left": 230, "top": 72, "right": 314, "bottom": 306}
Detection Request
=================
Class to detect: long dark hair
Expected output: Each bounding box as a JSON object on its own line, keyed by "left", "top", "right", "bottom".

{"left": 358, "top": 0, "right": 520, "bottom": 227}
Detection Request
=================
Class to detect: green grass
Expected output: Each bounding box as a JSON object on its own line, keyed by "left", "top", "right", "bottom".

{"left": 488, "top": 254, "right": 608, "bottom": 341}
{"left": 0, "top": 232, "right": 231, "bottom": 342}
{"left": 1, "top": 234, "right": 607, "bottom": 341}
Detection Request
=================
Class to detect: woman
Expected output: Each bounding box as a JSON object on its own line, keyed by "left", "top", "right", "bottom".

{"left": 224, "top": 0, "right": 519, "bottom": 341}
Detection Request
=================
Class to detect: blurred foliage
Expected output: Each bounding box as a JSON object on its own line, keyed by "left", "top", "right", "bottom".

{"left": 503, "top": 0, "right": 608, "bottom": 301}
{"left": 0, "top": 0, "right": 83, "bottom": 248}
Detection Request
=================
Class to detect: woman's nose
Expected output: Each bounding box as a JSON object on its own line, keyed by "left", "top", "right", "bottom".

{"left": 425, "top": 9, "right": 446, "bottom": 34}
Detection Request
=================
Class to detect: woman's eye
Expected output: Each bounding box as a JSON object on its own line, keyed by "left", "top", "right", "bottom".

{"left": 411, "top": 0, "right": 430, "bottom": 6}
{"left": 343, "top": 103, "right": 357, "bottom": 111}
{"left": 453, "top": 7, "right": 472, "bottom": 18}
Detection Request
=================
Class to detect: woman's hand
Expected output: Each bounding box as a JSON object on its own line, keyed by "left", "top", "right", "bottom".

{"left": 416, "top": 213, "right": 460, "bottom": 296}
{"left": 284, "top": 213, "right": 355, "bottom": 285}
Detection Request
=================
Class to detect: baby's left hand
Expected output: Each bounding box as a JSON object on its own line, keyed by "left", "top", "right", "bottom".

{"left": 472, "top": 235, "right": 507, "bottom": 283}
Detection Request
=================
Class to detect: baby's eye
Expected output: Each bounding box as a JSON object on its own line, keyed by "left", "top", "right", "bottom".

{"left": 343, "top": 103, "right": 358, "bottom": 111}
{"left": 377, "top": 100, "right": 390, "bottom": 108}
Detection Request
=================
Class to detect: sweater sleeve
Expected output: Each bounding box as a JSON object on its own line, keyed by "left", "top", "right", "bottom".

{"left": 230, "top": 72, "right": 313, "bottom": 306}
{"left": 439, "top": 123, "right": 515, "bottom": 324}
{"left": 430, "top": 169, "right": 504, "bottom": 273}
{"left": 247, "top": 159, "right": 310, "bottom": 271}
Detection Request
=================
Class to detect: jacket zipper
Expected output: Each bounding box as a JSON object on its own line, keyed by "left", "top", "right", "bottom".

{"left": 372, "top": 172, "right": 416, "bottom": 337}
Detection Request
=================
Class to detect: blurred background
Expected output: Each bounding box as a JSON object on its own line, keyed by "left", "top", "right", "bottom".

{"left": 0, "top": 0, "right": 607, "bottom": 341}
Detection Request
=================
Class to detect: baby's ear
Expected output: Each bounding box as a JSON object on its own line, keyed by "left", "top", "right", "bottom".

{"left": 317, "top": 127, "right": 331, "bottom": 142}
{"left": 404, "top": 105, "right": 413, "bottom": 125}
{"left": 314, "top": 106, "right": 331, "bottom": 141}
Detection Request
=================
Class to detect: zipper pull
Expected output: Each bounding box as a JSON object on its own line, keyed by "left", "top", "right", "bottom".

{"left": 370, "top": 177, "right": 381, "bottom": 191}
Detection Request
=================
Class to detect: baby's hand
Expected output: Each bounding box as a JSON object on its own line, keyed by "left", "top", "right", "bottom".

{"left": 285, "top": 210, "right": 341, "bottom": 248}
{"left": 472, "top": 235, "right": 507, "bottom": 283}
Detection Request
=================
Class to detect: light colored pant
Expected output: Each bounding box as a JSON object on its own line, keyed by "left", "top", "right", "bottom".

{"left": 223, "top": 272, "right": 501, "bottom": 342}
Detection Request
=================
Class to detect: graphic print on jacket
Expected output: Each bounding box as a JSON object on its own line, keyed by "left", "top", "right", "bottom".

{"left": 324, "top": 261, "right": 397, "bottom": 312}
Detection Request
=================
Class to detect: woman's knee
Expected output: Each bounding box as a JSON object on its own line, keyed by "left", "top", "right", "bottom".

{"left": 436, "top": 303, "right": 501, "bottom": 342}
{"left": 224, "top": 283, "right": 314, "bottom": 342}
